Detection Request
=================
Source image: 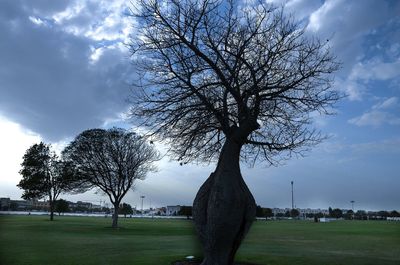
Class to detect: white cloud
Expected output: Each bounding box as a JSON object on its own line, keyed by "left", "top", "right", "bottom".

{"left": 334, "top": 78, "right": 365, "bottom": 101}
{"left": 306, "top": 0, "right": 399, "bottom": 102}
{"left": 372, "top": 97, "right": 398, "bottom": 110}
{"left": 350, "top": 137, "right": 400, "bottom": 155}
{"left": 350, "top": 60, "right": 400, "bottom": 82}
{"left": 349, "top": 97, "right": 400, "bottom": 127}
{"left": 0, "top": 115, "right": 41, "bottom": 187}
{"left": 51, "top": 0, "right": 132, "bottom": 43}
{"left": 349, "top": 111, "right": 400, "bottom": 127}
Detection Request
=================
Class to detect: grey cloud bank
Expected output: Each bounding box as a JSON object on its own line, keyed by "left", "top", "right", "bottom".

{"left": 0, "top": 0, "right": 133, "bottom": 141}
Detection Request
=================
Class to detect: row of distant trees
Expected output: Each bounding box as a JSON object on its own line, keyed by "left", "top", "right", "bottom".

{"left": 52, "top": 200, "right": 135, "bottom": 217}
{"left": 17, "top": 128, "right": 159, "bottom": 228}
{"left": 327, "top": 207, "right": 400, "bottom": 220}
{"left": 252, "top": 205, "right": 400, "bottom": 220}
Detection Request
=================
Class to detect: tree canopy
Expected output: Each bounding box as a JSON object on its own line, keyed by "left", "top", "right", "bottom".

{"left": 119, "top": 202, "right": 134, "bottom": 217}
{"left": 130, "top": 0, "right": 340, "bottom": 165}
{"left": 18, "top": 142, "right": 80, "bottom": 220}
{"left": 62, "top": 128, "right": 159, "bottom": 227}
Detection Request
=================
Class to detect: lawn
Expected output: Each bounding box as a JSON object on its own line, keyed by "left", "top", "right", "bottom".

{"left": 0, "top": 215, "right": 399, "bottom": 265}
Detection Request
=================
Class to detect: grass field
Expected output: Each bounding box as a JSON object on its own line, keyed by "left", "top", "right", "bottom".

{"left": 0, "top": 215, "right": 399, "bottom": 265}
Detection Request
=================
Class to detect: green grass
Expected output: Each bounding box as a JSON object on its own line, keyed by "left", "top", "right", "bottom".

{"left": 0, "top": 215, "right": 399, "bottom": 265}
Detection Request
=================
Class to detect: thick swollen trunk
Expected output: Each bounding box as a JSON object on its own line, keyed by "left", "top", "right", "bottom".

{"left": 112, "top": 204, "right": 119, "bottom": 228}
{"left": 193, "top": 140, "right": 256, "bottom": 265}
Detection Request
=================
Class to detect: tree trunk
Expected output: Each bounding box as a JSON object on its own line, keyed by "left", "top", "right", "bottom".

{"left": 193, "top": 139, "right": 256, "bottom": 265}
{"left": 112, "top": 204, "right": 119, "bottom": 228}
{"left": 49, "top": 201, "right": 54, "bottom": 221}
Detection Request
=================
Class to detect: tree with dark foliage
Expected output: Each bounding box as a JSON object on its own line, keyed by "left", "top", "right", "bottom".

{"left": 62, "top": 128, "right": 158, "bottom": 228}
{"left": 290, "top": 208, "right": 300, "bottom": 218}
{"left": 178, "top": 206, "right": 193, "bottom": 219}
{"left": 255, "top": 205, "right": 265, "bottom": 217}
{"left": 119, "top": 202, "right": 134, "bottom": 217}
{"left": 330, "top": 208, "right": 343, "bottom": 219}
{"left": 130, "top": 0, "right": 339, "bottom": 264}
{"left": 55, "top": 199, "right": 70, "bottom": 216}
{"left": 264, "top": 208, "right": 273, "bottom": 218}
{"left": 18, "top": 142, "right": 80, "bottom": 221}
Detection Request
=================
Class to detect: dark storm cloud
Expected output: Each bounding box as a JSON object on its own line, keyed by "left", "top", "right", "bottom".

{"left": 0, "top": 0, "right": 133, "bottom": 141}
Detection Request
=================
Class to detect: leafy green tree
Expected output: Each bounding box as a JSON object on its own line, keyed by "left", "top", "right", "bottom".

{"left": 256, "top": 205, "right": 265, "bottom": 217}
{"left": 119, "top": 203, "right": 134, "bottom": 217}
{"left": 62, "top": 128, "right": 159, "bottom": 228}
{"left": 131, "top": 1, "right": 339, "bottom": 263}
{"left": 344, "top": 209, "right": 354, "bottom": 220}
{"left": 55, "top": 199, "right": 70, "bottom": 216}
{"left": 264, "top": 208, "right": 273, "bottom": 218}
{"left": 18, "top": 142, "right": 81, "bottom": 221}
{"left": 290, "top": 209, "right": 300, "bottom": 218}
{"left": 390, "top": 210, "right": 400, "bottom": 217}
{"left": 377, "top": 211, "right": 389, "bottom": 219}
{"left": 330, "top": 208, "right": 343, "bottom": 219}
{"left": 178, "top": 206, "right": 193, "bottom": 219}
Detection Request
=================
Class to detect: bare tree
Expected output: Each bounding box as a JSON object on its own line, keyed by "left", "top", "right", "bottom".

{"left": 62, "top": 128, "right": 158, "bottom": 228}
{"left": 130, "top": 0, "right": 340, "bottom": 264}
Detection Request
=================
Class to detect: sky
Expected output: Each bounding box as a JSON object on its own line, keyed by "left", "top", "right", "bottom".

{"left": 0, "top": 0, "right": 399, "bottom": 211}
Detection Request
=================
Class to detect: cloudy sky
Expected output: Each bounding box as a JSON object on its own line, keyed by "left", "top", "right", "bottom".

{"left": 1, "top": 0, "right": 399, "bottom": 211}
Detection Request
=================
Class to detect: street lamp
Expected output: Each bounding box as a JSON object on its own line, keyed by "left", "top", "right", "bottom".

{"left": 291, "top": 181, "right": 294, "bottom": 210}
{"left": 350, "top": 200, "right": 355, "bottom": 220}
{"left": 140, "top": 195, "right": 145, "bottom": 215}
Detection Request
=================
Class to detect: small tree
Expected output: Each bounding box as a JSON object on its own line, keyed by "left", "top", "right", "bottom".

{"left": 119, "top": 203, "right": 134, "bottom": 217}
{"left": 330, "top": 208, "right": 343, "bottom": 219}
{"left": 344, "top": 209, "right": 354, "bottom": 220}
{"left": 18, "top": 142, "right": 80, "bottom": 221}
{"left": 131, "top": 0, "right": 339, "bottom": 263}
{"left": 264, "top": 208, "right": 273, "bottom": 219}
{"left": 390, "top": 210, "right": 400, "bottom": 217}
{"left": 256, "top": 205, "right": 265, "bottom": 217}
{"left": 290, "top": 208, "right": 300, "bottom": 218}
{"left": 62, "top": 128, "right": 158, "bottom": 228}
{"left": 178, "top": 206, "right": 193, "bottom": 219}
{"left": 55, "top": 199, "right": 70, "bottom": 216}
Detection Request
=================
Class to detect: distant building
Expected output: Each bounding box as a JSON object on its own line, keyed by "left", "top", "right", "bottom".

{"left": 10, "top": 199, "right": 33, "bottom": 210}
{"left": 0, "top": 197, "right": 11, "bottom": 210}
{"left": 166, "top": 205, "right": 181, "bottom": 216}
{"left": 91, "top": 204, "right": 102, "bottom": 211}
{"left": 77, "top": 201, "right": 93, "bottom": 209}
{"left": 272, "top": 207, "right": 329, "bottom": 217}
{"left": 32, "top": 199, "right": 49, "bottom": 210}
{"left": 272, "top": 208, "right": 291, "bottom": 215}
{"left": 299, "top": 208, "right": 329, "bottom": 215}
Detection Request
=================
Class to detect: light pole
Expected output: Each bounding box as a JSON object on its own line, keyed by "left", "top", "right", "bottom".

{"left": 140, "top": 195, "right": 145, "bottom": 215}
{"left": 350, "top": 200, "right": 355, "bottom": 211}
{"left": 350, "top": 200, "right": 355, "bottom": 220}
{"left": 291, "top": 181, "right": 294, "bottom": 210}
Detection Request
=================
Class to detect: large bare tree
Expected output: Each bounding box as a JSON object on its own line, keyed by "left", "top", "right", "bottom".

{"left": 130, "top": 0, "right": 340, "bottom": 264}
{"left": 62, "top": 128, "right": 158, "bottom": 228}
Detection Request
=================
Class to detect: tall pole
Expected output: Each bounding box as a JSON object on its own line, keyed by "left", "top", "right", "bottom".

{"left": 140, "top": 195, "right": 145, "bottom": 215}
{"left": 350, "top": 200, "right": 355, "bottom": 220}
{"left": 291, "top": 181, "right": 294, "bottom": 210}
